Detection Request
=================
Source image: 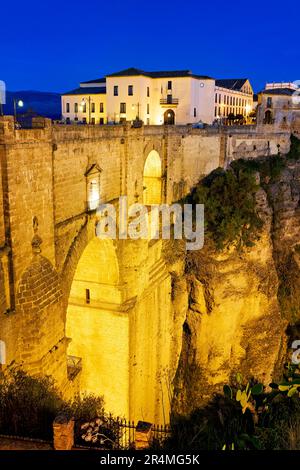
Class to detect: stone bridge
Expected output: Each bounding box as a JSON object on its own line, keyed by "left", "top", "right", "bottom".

{"left": 0, "top": 116, "right": 290, "bottom": 423}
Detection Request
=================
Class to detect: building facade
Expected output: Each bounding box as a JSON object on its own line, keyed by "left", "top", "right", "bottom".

{"left": 214, "top": 79, "right": 254, "bottom": 123}
{"left": 257, "top": 82, "right": 300, "bottom": 128}
{"left": 62, "top": 68, "right": 254, "bottom": 126}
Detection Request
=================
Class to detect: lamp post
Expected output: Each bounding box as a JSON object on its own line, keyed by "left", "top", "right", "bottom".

{"left": 131, "top": 103, "right": 140, "bottom": 120}
{"left": 13, "top": 99, "right": 24, "bottom": 127}
{"left": 80, "top": 97, "right": 91, "bottom": 124}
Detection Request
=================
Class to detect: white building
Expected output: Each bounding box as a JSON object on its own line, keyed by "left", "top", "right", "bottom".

{"left": 257, "top": 82, "right": 300, "bottom": 127}
{"left": 61, "top": 68, "right": 254, "bottom": 126}
{"left": 214, "top": 79, "right": 254, "bottom": 123}
{"left": 62, "top": 78, "right": 106, "bottom": 124}
{"left": 62, "top": 67, "right": 215, "bottom": 125}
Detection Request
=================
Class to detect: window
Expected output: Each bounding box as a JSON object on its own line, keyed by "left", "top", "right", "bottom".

{"left": 66, "top": 102, "right": 70, "bottom": 113}
{"left": 83, "top": 117, "right": 87, "bottom": 123}
{"left": 74, "top": 103, "right": 78, "bottom": 113}
{"left": 267, "top": 97, "right": 272, "bottom": 108}
{"left": 215, "top": 93, "right": 217, "bottom": 103}
{"left": 86, "top": 289, "right": 90, "bottom": 304}
{"left": 194, "top": 107, "right": 197, "bottom": 117}
{"left": 219, "top": 94, "right": 221, "bottom": 103}
{"left": 147, "top": 86, "right": 150, "bottom": 97}
{"left": 147, "top": 103, "right": 150, "bottom": 114}
{"left": 128, "top": 85, "right": 133, "bottom": 96}
{"left": 99, "top": 118, "right": 104, "bottom": 125}
{"left": 114, "top": 85, "right": 118, "bottom": 96}
{"left": 167, "top": 95, "right": 172, "bottom": 104}
{"left": 168, "top": 80, "right": 172, "bottom": 90}
{"left": 120, "top": 102, "right": 126, "bottom": 113}
{"left": 82, "top": 103, "right": 86, "bottom": 113}
{"left": 91, "top": 102, "right": 95, "bottom": 113}
{"left": 100, "top": 102, "right": 104, "bottom": 113}
{"left": 91, "top": 117, "right": 95, "bottom": 124}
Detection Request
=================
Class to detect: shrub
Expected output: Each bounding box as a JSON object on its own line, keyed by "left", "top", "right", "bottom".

{"left": 185, "top": 166, "right": 263, "bottom": 250}
{"left": 0, "top": 368, "right": 64, "bottom": 439}
{"left": 0, "top": 368, "right": 107, "bottom": 443}
{"left": 287, "top": 134, "right": 300, "bottom": 160}
{"left": 166, "top": 395, "right": 255, "bottom": 451}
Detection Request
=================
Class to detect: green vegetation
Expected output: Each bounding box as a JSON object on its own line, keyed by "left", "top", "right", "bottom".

{"left": 287, "top": 134, "right": 300, "bottom": 160}
{"left": 230, "top": 154, "right": 286, "bottom": 181}
{"left": 0, "top": 368, "right": 105, "bottom": 442}
{"left": 166, "top": 364, "right": 300, "bottom": 450}
{"left": 185, "top": 166, "right": 263, "bottom": 250}
{"left": 183, "top": 134, "right": 300, "bottom": 252}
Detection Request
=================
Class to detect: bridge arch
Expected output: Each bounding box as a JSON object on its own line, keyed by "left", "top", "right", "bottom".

{"left": 65, "top": 236, "right": 129, "bottom": 417}
{"left": 143, "top": 150, "right": 162, "bottom": 205}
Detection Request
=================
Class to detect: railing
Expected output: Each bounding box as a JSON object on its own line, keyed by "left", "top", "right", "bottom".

{"left": 67, "top": 355, "right": 82, "bottom": 380}
{"left": 160, "top": 98, "right": 179, "bottom": 105}
{"left": 16, "top": 116, "right": 47, "bottom": 129}
{"left": 76, "top": 414, "right": 171, "bottom": 450}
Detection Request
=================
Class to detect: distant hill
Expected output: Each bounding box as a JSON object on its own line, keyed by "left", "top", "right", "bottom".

{"left": 2, "top": 91, "right": 61, "bottom": 120}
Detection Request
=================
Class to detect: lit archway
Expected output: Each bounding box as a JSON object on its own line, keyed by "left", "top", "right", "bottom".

{"left": 143, "top": 150, "right": 162, "bottom": 205}
{"left": 164, "top": 109, "right": 175, "bottom": 125}
{"left": 66, "top": 237, "right": 129, "bottom": 417}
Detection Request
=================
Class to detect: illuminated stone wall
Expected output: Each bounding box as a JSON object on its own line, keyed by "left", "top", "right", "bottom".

{"left": 0, "top": 116, "right": 292, "bottom": 424}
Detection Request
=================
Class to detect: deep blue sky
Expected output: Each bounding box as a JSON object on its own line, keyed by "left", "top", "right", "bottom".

{"left": 1, "top": 0, "right": 299, "bottom": 94}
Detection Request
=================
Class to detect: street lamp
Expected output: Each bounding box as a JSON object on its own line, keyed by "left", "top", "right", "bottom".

{"left": 13, "top": 99, "right": 24, "bottom": 127}
{"left": 131, "top": 103, "right": 140, "bottom": 120}
{"left": 80, "top": 97, "right": 91, "bottom": 124}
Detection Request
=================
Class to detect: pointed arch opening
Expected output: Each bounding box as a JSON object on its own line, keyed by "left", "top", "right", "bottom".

{"left": 143, "top": 150, "right": 162, "bottom": 205}
{"left": 66, "top": 237, "right": 129, "bottom": 417}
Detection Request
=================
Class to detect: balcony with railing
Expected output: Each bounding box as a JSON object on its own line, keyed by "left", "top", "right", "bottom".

{"left": 160, "top": 97, "right": 179, "bottom": 107}
{"left": 67, "top": 355, "right": 82, "bottom": 380}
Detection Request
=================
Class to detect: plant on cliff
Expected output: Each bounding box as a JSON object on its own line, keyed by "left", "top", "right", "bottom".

{"left": 287, "top": 134, "right": 300, "bottom": 160}
{"left": 185, "top": 166, "right": 263, "bottom": 250}
{"left": 0, "top": 368, "right": 105, "bottom": 441}
{"left": 166, "top": 365, "right": 300, "bottom": 451}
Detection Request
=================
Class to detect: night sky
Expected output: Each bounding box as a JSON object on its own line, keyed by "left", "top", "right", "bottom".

{"left": 1, "top": 0, "right": 299, "bottom": 94}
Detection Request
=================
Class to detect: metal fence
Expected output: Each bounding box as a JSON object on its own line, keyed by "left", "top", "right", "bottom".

{"left": 75, "top": 414, "right": 171, "bottom": 450}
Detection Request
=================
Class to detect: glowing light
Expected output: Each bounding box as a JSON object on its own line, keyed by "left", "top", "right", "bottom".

{"left": 17, "top": 100, "right": 24, "bottom": 107}
{"left": 245, "top": 103, "right": 251, "bottom": 114}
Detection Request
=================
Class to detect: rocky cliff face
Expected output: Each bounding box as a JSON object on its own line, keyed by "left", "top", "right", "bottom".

{"left": 169, "top": 158, "right": 300, "bottom": 415}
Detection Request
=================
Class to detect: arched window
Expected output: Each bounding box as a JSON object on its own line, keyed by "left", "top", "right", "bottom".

{"left": 85, "top": 163, "right": 102, "bottom": 211}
